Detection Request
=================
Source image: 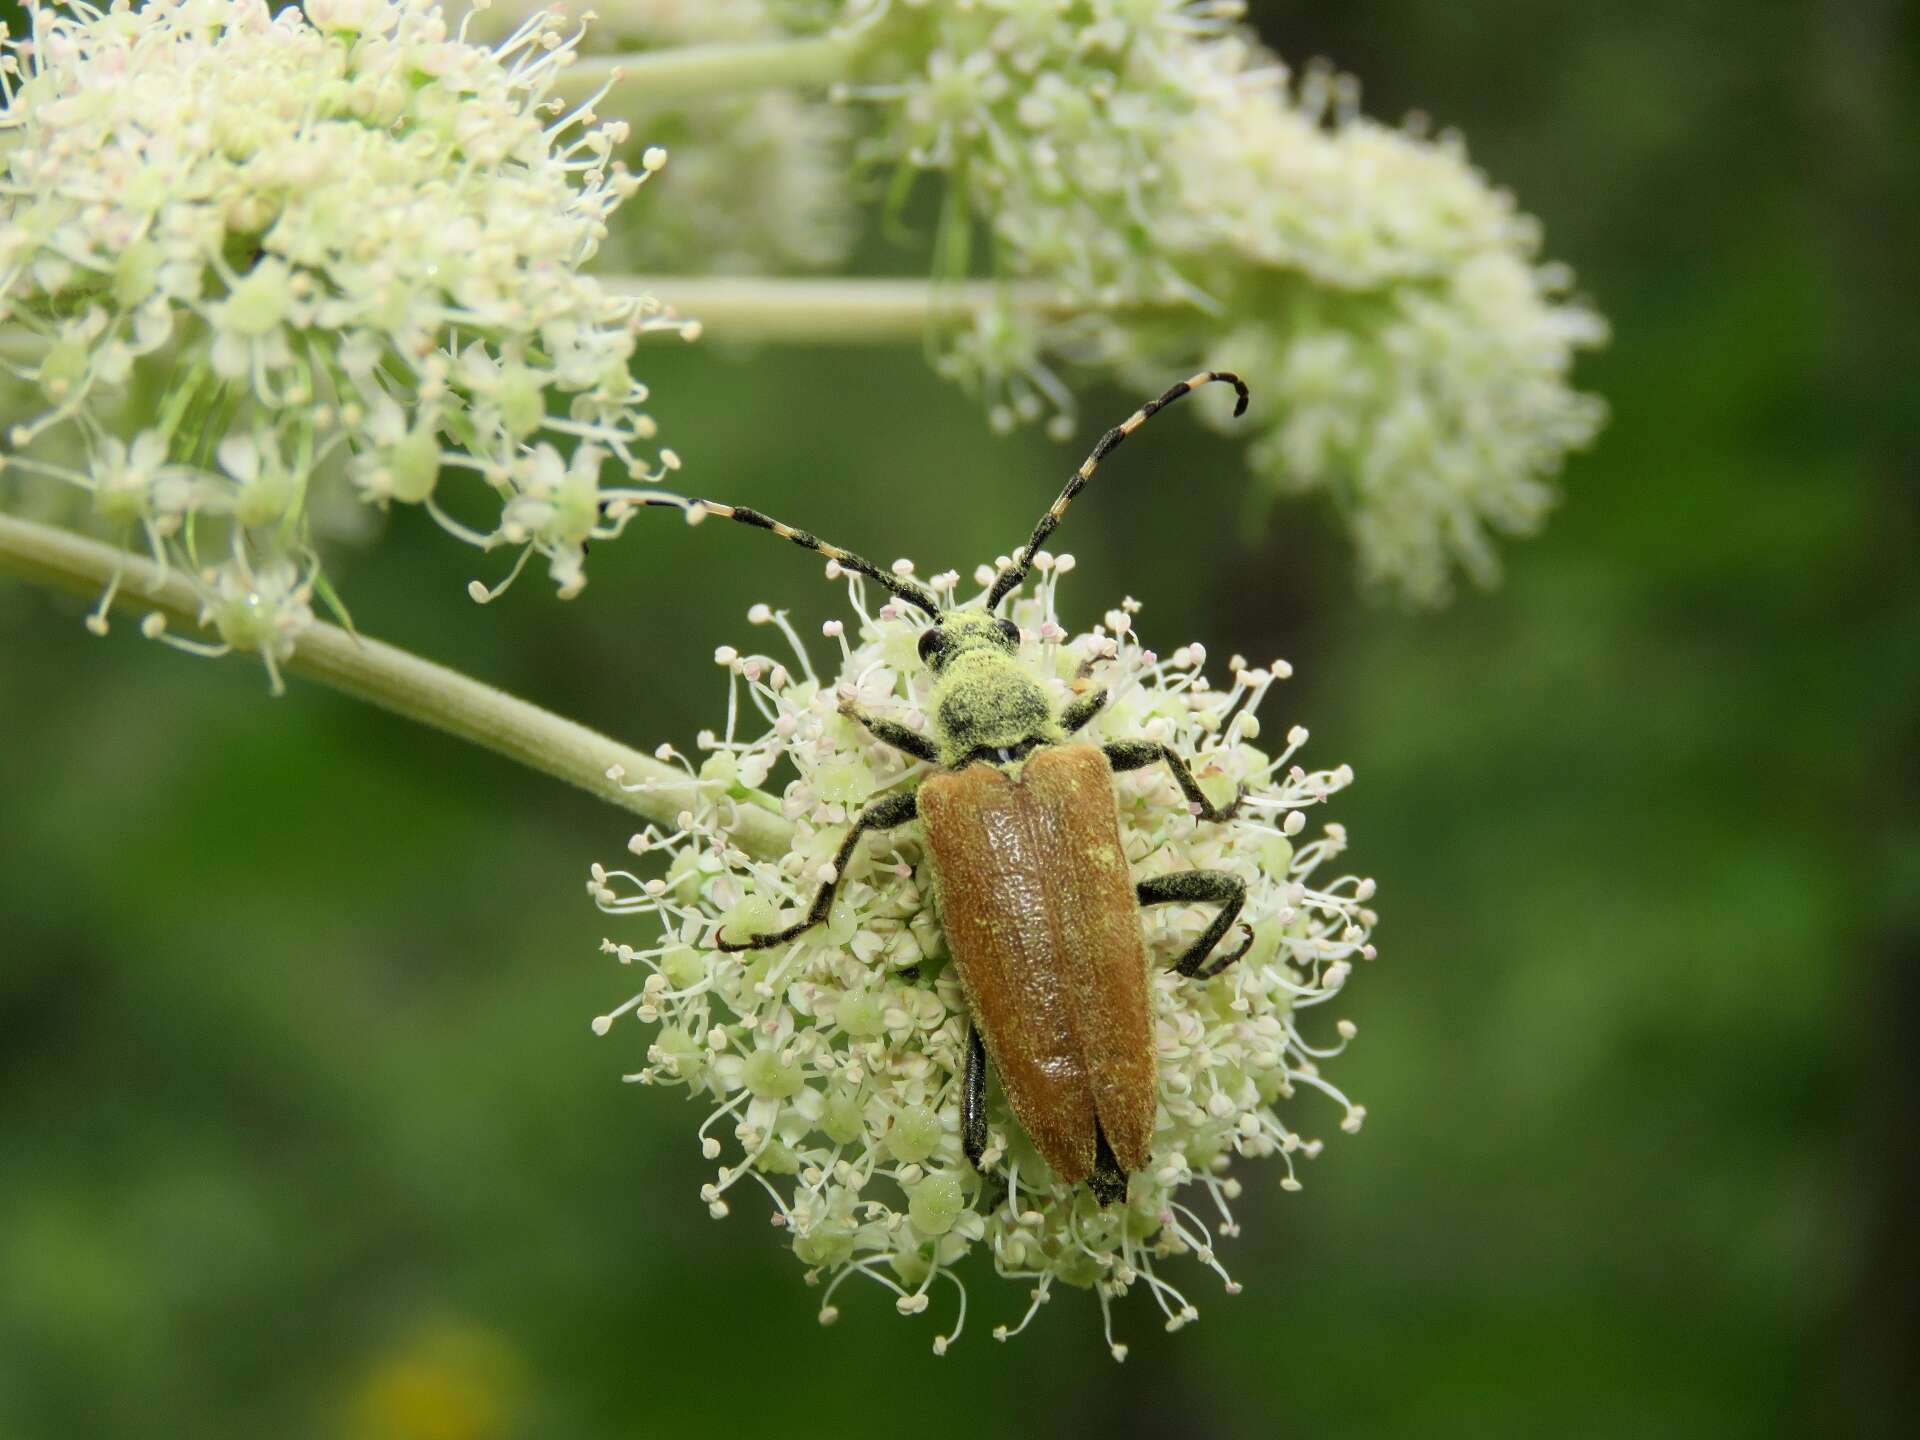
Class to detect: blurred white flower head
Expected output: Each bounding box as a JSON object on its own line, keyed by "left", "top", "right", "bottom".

{"left": 838, "top": 0, "right": 1607, "bottom": 603}
{"left": 370, "top": 0, "right": 1606, "bottom": 608}
{"left": 0, "top": 0, "right": 688, "bottom": 683}
{"left": 467, "top": 0, "right": 857, "bottom": 275}
{"left": 590, "top": 557, "right": 1376, "bottom": 1354}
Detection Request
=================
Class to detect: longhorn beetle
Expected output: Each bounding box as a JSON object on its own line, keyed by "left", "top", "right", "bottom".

{"left": 671, "top": 372, "right": 1252, "bottom": 1207}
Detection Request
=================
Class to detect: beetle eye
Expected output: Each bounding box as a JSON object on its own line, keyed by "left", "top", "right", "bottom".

{"left": 995, "top": 617, "right": 1020, "bottom": 646}
{"left": 916, "top": 626, "right": 943, "bottom": 664}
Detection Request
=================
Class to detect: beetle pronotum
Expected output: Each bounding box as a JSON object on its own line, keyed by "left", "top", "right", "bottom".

{"left": 666, "top": 372, "right": 1253, "bottom": 1206}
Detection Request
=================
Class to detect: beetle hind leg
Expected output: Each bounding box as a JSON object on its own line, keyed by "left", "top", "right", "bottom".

{"left": 960, "top": 1017, "right": 1132, "bottom": 1209}
{"left": 1137, "top": 870, "right": 1253, "bottom": 979}
{"left": 1089, "top": 1126, "right": 1129, "bottom": 1207}
{"left": 962, "top": 1024, "right": 990, "bottom": 1172}
{"left": 961, "top": 1026, "right": 1013, "bottom": 1213}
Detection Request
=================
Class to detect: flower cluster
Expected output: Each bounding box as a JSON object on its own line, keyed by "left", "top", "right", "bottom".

{"left": 831, "top": 0, "right": 1607, "bottom": 602}
{"left": 0, "top": 0, "right": 686, "bottom": 686}
{"left": 1152, "top": 71, "right": 1609, "bottom": 603}
{"left": 470, "top": 0, "right": 856, "bottom": 276}
{"left": 441, "top": 0, "right": 1604, "bottom": 605}
{"left": 589, "top": 556, "right": 1375, "bottom": 1354}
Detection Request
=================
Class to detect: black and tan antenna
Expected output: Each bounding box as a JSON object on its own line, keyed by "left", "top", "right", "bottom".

{"left": 655, "top": 495, "right": 942, "bottom": 617}
{"left": 987, "top": 371, "right": 1249, "bottom": 610}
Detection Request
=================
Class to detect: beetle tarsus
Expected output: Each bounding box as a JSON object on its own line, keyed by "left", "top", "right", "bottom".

{"left": 1138, "top": 870, "right": 1249, "bottom": 978}
{"left": 1198, "top": 921, "right": 1257, "bottom": 980}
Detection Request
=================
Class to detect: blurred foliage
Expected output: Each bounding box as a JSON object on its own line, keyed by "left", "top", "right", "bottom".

{"left": 2, "top": 2, "right": 1916, "bottom": 1438}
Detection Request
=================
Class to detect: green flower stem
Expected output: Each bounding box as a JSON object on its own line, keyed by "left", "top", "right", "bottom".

{"left": 2, "top": 278, "right": 1112, "bottom": 355}
{"left": 556, "top": 32, "right": 865, "bottom": 106}
{"left": 607, "top": 277, "right": 1101, "bottom": 344}
{"left": 0, "top": 513, "right": 795, "bottom": 859}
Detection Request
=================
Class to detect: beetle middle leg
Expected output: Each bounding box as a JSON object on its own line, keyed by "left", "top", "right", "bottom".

{"left": 1104, "top": 740, "right": 1244, "bottom": 822}
{"left": 713, "top": 789, "right": 919, "bottom": 951}
{"left": 1137, "top": 871, "right": 1253, "bottom": 979}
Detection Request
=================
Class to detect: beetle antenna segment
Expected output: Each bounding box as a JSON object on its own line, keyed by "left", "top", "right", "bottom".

{"left": 987, "top": 371, "right": 1250, "bottom": 610}
{"left": 652, "top": 495, "right": 942, "bottom": 616}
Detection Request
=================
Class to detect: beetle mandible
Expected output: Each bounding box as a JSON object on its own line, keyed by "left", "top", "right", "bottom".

{"left": 673, "top": 372, "right": 1253, "bottom": 1206}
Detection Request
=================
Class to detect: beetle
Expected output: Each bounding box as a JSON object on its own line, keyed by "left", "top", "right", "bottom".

{"left": 675, "top": 372, "right": 1254, "bottom": 1206}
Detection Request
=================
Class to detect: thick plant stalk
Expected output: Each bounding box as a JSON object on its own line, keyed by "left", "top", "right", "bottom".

{"left": 556, "top": 33, "right": 863, "bottom": 105}
{"left": 608, "top": 277, "right": 1093, "bottom": 344}
{"left": 0, "top": 514, "right": 795, "bottom": 858}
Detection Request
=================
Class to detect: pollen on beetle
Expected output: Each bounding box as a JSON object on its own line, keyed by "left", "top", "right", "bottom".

{"left": 589, "top": 556, "right": 1377, "bottom": 1355}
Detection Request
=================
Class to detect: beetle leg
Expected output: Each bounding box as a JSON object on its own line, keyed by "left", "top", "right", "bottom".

{"left": 1089, "top": 1127, "right": 1129, "bottom": 1206}
{"left": 1137, "top": 870, "right": 1253, "bottom": 979}
{"left": 1103, "top": 740, "right": 1244, "bottom": 822}
{"left": 712, "top": 789, "right": 919, "bottom": 951}
{"left": 962, "top": 1024, "right": 990, "bottom": 1171}
{"left": 959, "top": 1028, "right": 1016, "bottom": 1213}
{"left": 1057, "top": 688, "right": 1109, "bottom": 736}
{"left": 838, "top": 699, "right": 939, "bottom": 765}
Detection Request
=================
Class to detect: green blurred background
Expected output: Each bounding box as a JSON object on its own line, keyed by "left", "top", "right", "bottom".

{"left": 3, "top": 2, "right": 1916, "bottom": 1436}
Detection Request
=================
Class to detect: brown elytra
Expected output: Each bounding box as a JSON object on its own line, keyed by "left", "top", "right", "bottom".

{"left": 917, "top": 743, "right": 1155, "bottom": 1185}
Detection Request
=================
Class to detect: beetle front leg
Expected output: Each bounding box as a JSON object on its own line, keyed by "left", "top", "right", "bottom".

{"left": 1137, "top": 871, "right": 1253, "bottom": 979}
{"left": 713, "top": 790, "right": 919, "bottom": 951}
{"left": 1104, "top": 740, "right": 1244, "bottom": 822}
{"left": 1058, "top": 688, "right": 1108, "bottom": 736}
{"left": 838, "top": 699, "right": 939, "bottom": 765}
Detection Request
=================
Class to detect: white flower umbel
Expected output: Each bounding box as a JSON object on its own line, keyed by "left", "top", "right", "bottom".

{"left": 0, "top": 0, "right": 688, "bottom": 686}
{"left": 833, "top": 1, "right": 1606, "bottom": 603}
{"left": 589, "top": 556, "right": 1376, "bottom": 1355}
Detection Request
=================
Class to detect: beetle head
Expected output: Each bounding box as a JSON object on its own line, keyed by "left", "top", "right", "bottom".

{"left": 914, "top": 609, "right": 1016, "bottom": 674}
{"left": 919, "top": 611, "right": 1057, "bottom": 763}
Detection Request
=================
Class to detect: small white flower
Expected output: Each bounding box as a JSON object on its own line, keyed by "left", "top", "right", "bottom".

{"left": 138, "top": 551, "right": 319, "bottom": 695}
{"left": 205, "top": 556, "right": 316, "bottom": 671}
{"left": 90, "top": 430, "right": 193, "bottom": 533}
{"left": 591, "top": 559, "right": 1376, "bottom": 1352}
